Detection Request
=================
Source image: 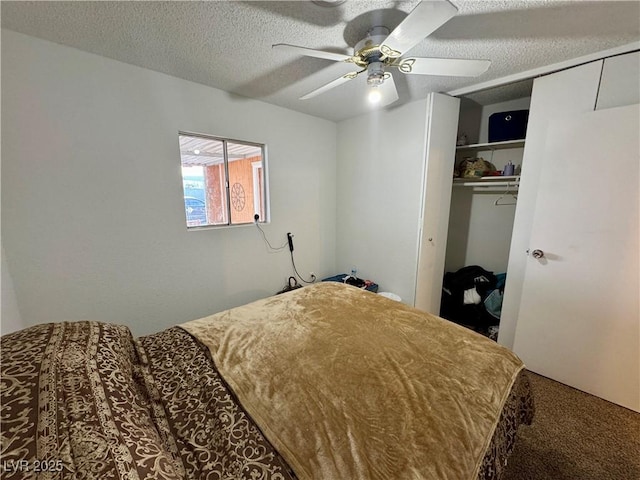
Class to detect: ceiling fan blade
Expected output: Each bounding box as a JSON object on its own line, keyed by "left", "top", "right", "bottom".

{"left": 381, "top": 0, "right": 458, "bottom": 58}
{"left": 397, "top": 57, "right": 491, "bottom": 77}
{"left": 273, "top": 43, "right": 353, "bottom": 63}
{"left": 300, "top": 71, "right": 361, "bottom": 100}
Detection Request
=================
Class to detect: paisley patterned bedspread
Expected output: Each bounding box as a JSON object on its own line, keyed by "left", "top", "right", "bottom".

{"left": 1, "top": 298, "right": 533, "bottom": 479}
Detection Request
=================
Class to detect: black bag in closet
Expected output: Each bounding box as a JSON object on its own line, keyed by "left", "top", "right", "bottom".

{"left": 440, "top": 265, "right": 498, "bottom": 331}
{"left": 488, "top": 110, "right": 529, "bottom": 142}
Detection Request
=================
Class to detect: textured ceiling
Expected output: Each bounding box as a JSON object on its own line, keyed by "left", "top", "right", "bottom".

{"left": 2, "top": 1, "right": 639, "bottom": 122}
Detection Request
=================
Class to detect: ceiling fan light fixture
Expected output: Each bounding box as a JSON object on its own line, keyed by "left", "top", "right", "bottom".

{"left": 366, "top": 60, "right": 385, "bottom": 86}
{"left": 366, "top": 74, "right": 385, "bottom": 86}
{"left": 276, "top": 0, "right": 486, "bottom": 107}
{"left": 368, "top": 87, "right": 382, "bottom": 104}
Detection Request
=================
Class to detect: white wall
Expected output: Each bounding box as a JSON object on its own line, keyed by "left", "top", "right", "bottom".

{"left": 457, "top": 98, "right": 482, "bottom": 145}
{"left": 445, "top": 147, "right": 524, "bottom": 274}
{"left": 596, "top": 51, "right": 640, "bottom": 110}
{"left": 335, "top": 99, "right": 428, "bottom": 304}
{"left": 1, "top": 245, "right": 24, "bottom": 335}
{"left": 445, "top": 187, "right": 517, "bottom": 274}
{"left": 1, "top": 30, "right": 337, "bottom": 336}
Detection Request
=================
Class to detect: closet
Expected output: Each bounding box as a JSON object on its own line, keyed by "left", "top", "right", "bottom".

{"left": 417, "top": 49, "right": 639, "bottom": 412}
{"left": 440, "top": 84, "right": 532, "bottom": 338}
{"left": 436, "top": 51, "right": 640, "bottom": 411}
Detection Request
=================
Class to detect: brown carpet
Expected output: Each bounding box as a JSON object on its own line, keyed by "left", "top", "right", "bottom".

{"left": 503, "top": 372, "right": 640, "bottom": 480}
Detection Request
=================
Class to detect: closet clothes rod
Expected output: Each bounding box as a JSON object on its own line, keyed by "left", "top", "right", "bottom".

{"left": 453, "top": 175, "right": 521, "bottom": 188}
{"left": 453, "top": 181, "right": 520, "bottom": 187}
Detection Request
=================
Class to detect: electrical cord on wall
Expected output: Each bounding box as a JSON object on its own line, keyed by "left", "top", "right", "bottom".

{"left": 289, "top": 237, "right": 317, "bottom": 284}
{"left": 254, "top": 214, "right": 316, "bottom": 284}
{"left": 291, "top": 251, "right": 315, "bottom": 284}
{"left": 254, "top": 214, "right": 288, "bottom": 252}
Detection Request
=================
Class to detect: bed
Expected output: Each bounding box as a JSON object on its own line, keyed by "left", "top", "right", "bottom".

{"left": 1, "top": 282, "right": 533, "bottom": 479}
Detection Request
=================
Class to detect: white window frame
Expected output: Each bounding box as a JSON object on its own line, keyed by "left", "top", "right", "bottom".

{"left": 178, "top": 131, "right": 269, "bottom": 229}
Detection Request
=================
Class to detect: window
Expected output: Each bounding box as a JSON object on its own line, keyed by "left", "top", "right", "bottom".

{"left": 178, "top": 132, "right": 268, "bottom": 228}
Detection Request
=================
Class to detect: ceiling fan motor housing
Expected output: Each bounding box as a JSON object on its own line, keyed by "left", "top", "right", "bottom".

{"left": 354, "top": 26, "right": 391, "bottom": 86}
{"left": 354, "top": 26, "right": 390, "bottom": 64}
{"left": 367, "top": 61, "right": 385, "bottom": 86}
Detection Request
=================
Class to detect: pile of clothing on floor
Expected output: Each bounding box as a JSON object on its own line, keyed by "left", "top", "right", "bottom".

{"left": 440, "top": 265, "right": 506, "bottom": 339}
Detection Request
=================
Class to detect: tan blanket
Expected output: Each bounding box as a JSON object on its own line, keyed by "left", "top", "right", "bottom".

{"left": 181, "top": 282, "right": 526, "bottom": 480}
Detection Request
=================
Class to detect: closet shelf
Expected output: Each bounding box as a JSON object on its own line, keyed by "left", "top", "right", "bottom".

{"left": 453, "top": 176, "right": 520, "bottom": 188}
{"left": 456, "top": 139, "right": 525, "bottom": 153}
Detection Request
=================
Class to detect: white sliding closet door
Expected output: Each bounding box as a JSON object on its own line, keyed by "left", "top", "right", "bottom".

{"left": 513, "top": 104, "right": 640, "bottom": 412}
{"left": 414, "top": 93, "right": 459, "bottom": 314}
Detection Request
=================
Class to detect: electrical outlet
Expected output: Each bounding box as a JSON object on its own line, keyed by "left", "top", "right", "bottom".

{"left": 310, "top": 272, "right": 317, "bottom": 282}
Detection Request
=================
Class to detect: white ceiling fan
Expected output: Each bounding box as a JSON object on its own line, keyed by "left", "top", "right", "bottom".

{"left": 273, "top": 0, "right": 490, "bottom": 107}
